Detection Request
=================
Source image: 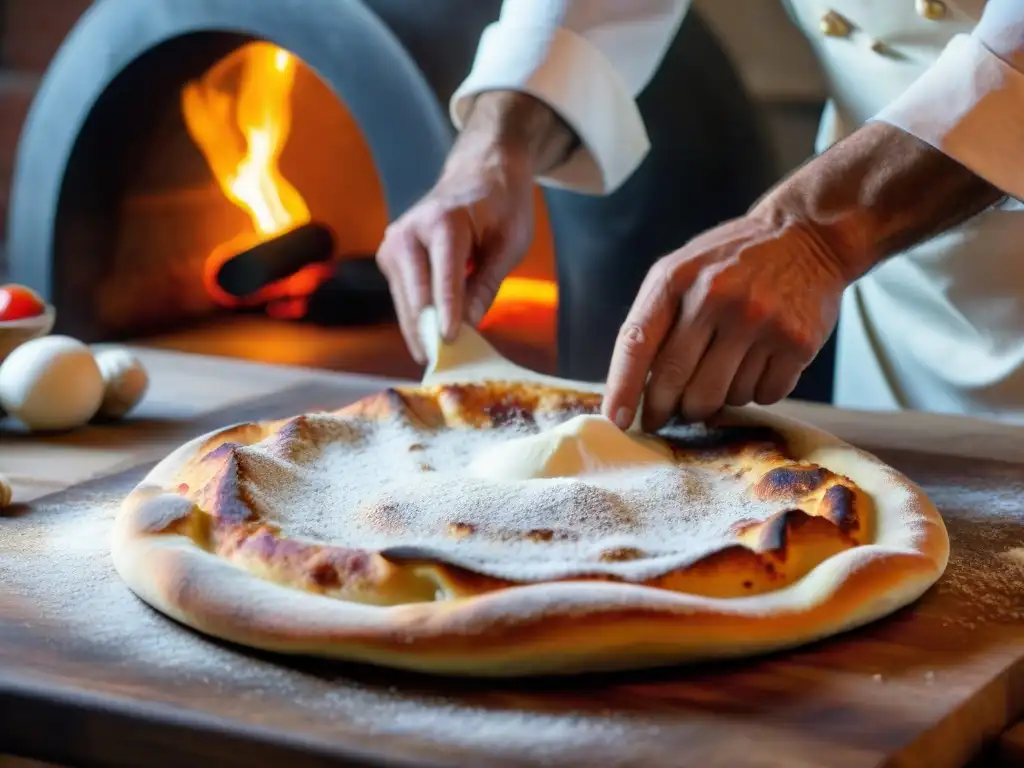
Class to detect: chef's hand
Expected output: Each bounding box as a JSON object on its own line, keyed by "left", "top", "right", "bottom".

{"left": 601, "top": 213, "right": 848, "bottom": 431}
{"left": 375, "top": 133, "right": 533, "bottom": 364}
{"left": 376, "top": 91, "right": 577, "bottom": 364}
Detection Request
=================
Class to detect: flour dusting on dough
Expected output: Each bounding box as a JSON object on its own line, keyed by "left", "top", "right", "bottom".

{"left": 238, "top": 411, "right": 798, "bottom": 582}
{"left": 999, "top": 547, "right": 1024, "bottom": 567}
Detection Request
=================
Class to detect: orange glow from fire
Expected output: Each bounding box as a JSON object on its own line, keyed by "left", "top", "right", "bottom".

{"left": 479, "top": 276, "right": 558, "bottom": 333}
{"left": 182, "top": 42, "right": 331, "bottom": 312}
{"left": 182, "top": 42, "right": 558, "bottom": 327}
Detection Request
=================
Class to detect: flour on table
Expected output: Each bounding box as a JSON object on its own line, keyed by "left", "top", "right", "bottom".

{"left": 999, "top": 547, "right": 1024, "bottom": 567}
{"left": 241, "top": 412, "right": 794, "bottom": 582}
{"left": 925, "top": 480, "right": 1024, "bottom": 628}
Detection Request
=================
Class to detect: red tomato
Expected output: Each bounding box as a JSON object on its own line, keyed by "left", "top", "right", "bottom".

{"left": 0, "top": 284, "right": 46, "bottom": 321}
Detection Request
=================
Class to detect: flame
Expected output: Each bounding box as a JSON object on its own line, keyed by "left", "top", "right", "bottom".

{"left": 182, "top": 42, "right": 558, "bottom": 328}
{"left": 182, "top": 42, "right": 331, "bottom": 310}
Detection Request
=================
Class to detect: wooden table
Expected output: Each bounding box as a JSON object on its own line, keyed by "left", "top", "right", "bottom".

{"left": 1, "top": 348, "right": 1022, "bottom": 768}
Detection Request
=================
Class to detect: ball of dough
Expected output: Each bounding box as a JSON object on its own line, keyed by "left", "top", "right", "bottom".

{"left": 0, "top": 335, "right": 104, "bottom": 431}
{"left": 466, "top": 414, "right": 672, "bottom": 481}
{"left": 94, "top": 347, "right": 149, "bottom": 420}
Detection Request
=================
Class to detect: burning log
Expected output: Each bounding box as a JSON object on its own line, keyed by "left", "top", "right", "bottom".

{"left": 213, "top": 221, "right": 335, "bottom": 299}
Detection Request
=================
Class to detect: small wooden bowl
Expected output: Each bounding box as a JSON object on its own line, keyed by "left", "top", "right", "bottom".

{"left": 0, "top": 305, "right": 56, "bottom": 363}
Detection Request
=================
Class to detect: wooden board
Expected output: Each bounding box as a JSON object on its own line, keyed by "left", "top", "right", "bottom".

{"left": 1, "top": 374, "right": 1023, "bottom": 768}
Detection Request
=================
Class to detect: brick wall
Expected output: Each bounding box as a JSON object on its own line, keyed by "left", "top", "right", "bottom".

{"left": 0, "top": 0, "right": 93, "bottom": 276}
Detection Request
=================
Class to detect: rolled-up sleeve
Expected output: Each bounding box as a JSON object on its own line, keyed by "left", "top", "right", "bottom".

{"left": 873, "top": 0, "right": 1024, "bottom": 200}
{"left": 450, "top": 0, "right": 690, "bottom": 195}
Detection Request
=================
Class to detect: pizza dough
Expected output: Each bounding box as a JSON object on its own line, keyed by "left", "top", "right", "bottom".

{"left": 111, "top": 310, "right": 949, "bottom": 677}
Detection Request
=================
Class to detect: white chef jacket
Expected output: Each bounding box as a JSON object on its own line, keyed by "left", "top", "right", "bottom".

{"left": 450, "top": 0, "right": 1024, "bottom": 421}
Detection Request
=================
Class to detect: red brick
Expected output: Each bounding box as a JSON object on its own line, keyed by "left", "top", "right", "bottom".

{"left": 2, "top": 0, "right": 92, "bottom": 72}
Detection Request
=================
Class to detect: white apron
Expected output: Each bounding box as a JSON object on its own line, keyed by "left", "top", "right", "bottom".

{"left": 784, "top": 0, "right": 1024, "bottom": 422}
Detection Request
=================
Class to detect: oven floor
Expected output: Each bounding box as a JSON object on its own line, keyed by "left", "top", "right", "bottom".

{"left": 136, "top": 312, "right": 557, "bottom": 380}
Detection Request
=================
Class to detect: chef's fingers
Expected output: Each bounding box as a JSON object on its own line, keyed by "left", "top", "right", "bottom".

{"left": 428, "top": 212, "right": 473, "bottom": 341}
{"left": 754, "top": 354, "right": 803, "bottom": 405}
{"left": 725, "top": 343, "right": 771, "bottom": 407}
{"left": 674, "top": 327, "right": 752, "bottom": 425}
{"left": 376, "top": 229, "right": 426, "bottom": 364}
{"left": 464, "top": 240, "right": 510, "bottom": 327}
{"left": 388, "top": 278, "right": 421, "bottom": 364}
{"left": 603, "top": 263, "right": 678, "bottom": 430}
{"left": 641, "top": 318, "right": 714, "bottom": 431}
{"left": 385, "top": 230, "right": 431, "bottom": 365}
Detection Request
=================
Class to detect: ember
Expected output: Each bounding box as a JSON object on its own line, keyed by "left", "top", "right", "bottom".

{"left": 212, "top": 221, "right": 334, "bottom": 300}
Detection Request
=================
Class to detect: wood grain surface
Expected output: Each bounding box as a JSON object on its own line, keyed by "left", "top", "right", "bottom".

{"left": 1, "top": 349, "right": 1022, "bottom": 768}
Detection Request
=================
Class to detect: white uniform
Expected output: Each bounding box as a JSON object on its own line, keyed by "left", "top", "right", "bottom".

{"left": 450, "top": 0, "right": 1024, "bottom": 422}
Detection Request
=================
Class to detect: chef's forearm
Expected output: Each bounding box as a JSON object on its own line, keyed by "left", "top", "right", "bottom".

{"left": 451, "top": 91, "right": 579, "bottom": 175}
{"left": 751, "top": 121, "right": 1005, "bottom": 282}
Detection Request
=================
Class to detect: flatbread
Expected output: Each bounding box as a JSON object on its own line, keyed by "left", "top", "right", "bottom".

{"left": 111, "top": 309, "right": 948, "bottom": 676}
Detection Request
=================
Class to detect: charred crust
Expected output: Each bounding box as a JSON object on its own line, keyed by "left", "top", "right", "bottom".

{"left": 383, "top": 388, "right": 409, "bottom": 415}
{"left": 447, "top": 522, "right": 476, "bottom": 539}
{"left": 378, "top": 545, "right": 445, "bottom": 564}
{"left": 206, "top": 452, "right": 257, "bottom": 523}
{"left": 357, "top": 388, "right": 444, "bottom": 428}
{"left": 308, "top": 559, "right": 343, "bottom": 590}
{"left": 435, "top": 382, "right": 603, "bottom": 427}
{"left": 265, "top": 415, "right": 314, "bottom": 461}
{"left": 401, "top": 389, "right": 449, "bottom": 428}
{"left": 197, "top": 422, "right": 266, "bottom": 457}
{"left": 526, "top": 528, "right": 556, "bottom": 542}
{"left": 202, "top": 442, "right": 241, "bottom": 463}
{"left": 754, "top": 465, "right": 833, "bottom": 500}
{"left": 304, "top": 546, "right": 374, "bottom": 589}
{"left": 819, "top": 484, "right": 859, "bottom": 533}
{"left": 484, "top": 400, "right": 534, "bottom": 427}
{"left": 506, "top": 527, "right": 575, "bottom": 543}
{"left": 671, "top": 544, "right": 780, "bottom": 583}
{"left": 599, "top": 546, "right": 646, "bottom": 562}
{"left": 219, "top": 524, "right": 374, "bottom": 591}
{"left": 662, "top": 425, "right": 785, "bottom": 460}
{"left": 755, "top": 508, "right": 808, "bottom": 553}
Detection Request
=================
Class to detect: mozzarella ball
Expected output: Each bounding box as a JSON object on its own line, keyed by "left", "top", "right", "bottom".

{"left": 0, "top": 335, "right": 104, "bottom": 431}
{"left": 94, "top": 347, "right": 149, "bottom": 420}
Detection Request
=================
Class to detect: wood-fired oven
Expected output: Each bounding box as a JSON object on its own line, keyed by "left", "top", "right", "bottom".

{"left": 4, "top": 0, "right": 775, "bottom": 380}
